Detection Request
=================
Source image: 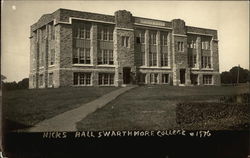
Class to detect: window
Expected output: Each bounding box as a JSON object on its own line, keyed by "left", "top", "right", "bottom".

{"left": 205, "top": 41, "right": 210, "bottom": 50}
{"left": 41, "top": 27, "right": 46, "bottom": 40}
{"left": 149, "top": 32, "right": 156, "bottom": 45}
{"left": 36, "top": 30, "right": 39, "bottom": 42}
{"left": 188, "top": 54, "right": 197, "bottom": 68}
{"left": 162, "top": 74, "right": 169, "bottom": 84}
{"left": 140, "top": 31, "right": 145, "bottom": 44}
{"left": 50, "top": 49, "right": 55, "bottom": 65}
{"left": 98, "top": 49, "right": 113, "bottom": 65}
{"left": 50, "top": 25, "right": 55, "bottom": 40}
{"left": 149, "top": 52, "right": 157, "bottom": 66}
{"left": 39, "top": 51, "right": 44, "bottom": 67}
{"left": 122, "top": 36, "right": 129, "bottom": 47}
{"left": 136, "top": 37, "right": 141, "bottom": 44}
{"left": 73, "top": 72, "right": 91, "bottom": 86}
{"left": 201, "top": 56, "right": 211, "bottom": 68}
{"left": 188, "top": 40, "right": 196, "bottom": 49}
{"left": 161, "top": 53, "right": 168, "bottom": 67}
{"left": 97, "top": 26, "right": 114, "bottom": 41}
{"left": 203, "top": 75, "right": 212, "bottom": 85}
{"left": 136, "top": 30, "right": 145, "bottom": 44}
{"left": 138, "top": 73, "right": 146, "bottom": 83}
{"left": 48, "top": 73, "right": 53, "bottom": 87}
{"left": 140, "top": 51, "right": 145, "bottom": 66}
{"left": 160, "top": 33, "right": 168, "bottom": 46}
{"left": 191, "top": 74, "right": 198, "bottom": 85}
{"left": 109, "top": 28, "right": 113, "bottom": 41}
{"left": 201, "top": 42, "right": 204, "bottom": 49}
{"left": 103, "top": 28, "right": 108, "bottom": 40}
{"left": 75, "top": 23, "right": 91, "bottom": 39}
{"left": 201, "top": 41, "right": 210, "bottom": 50}
{"left": 177, "top": 41, "right": 184, "bottom": 52}
{"left": 39, "top": 74, "right": 43, "bottom": 87}
{"left": 98, "top": 73, "right": 114, "bottom": 85}
{"left": 32, "top": 75, "right": 36, "bottom": 87}
{"left": 73, "top": 48, "right": 91, "bottom": 64}
{"left": 150, "top": 73, "right": 158, "bottom": 84}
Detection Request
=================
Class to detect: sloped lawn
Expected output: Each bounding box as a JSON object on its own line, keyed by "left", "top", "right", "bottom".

{"left": 2, "top": 87, "right": 119, "bottom": 130}
{"left": 76, "top": 85, "right": 249, "bottom": 130}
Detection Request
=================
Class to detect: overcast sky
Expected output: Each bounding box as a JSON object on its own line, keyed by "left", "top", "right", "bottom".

{"left": 1, "top": 1, "right": 249, "bottom": 82}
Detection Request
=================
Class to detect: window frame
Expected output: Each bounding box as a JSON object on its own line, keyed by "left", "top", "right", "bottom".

{"left": 73, "top": 72, "right": 92, "bottom": 86}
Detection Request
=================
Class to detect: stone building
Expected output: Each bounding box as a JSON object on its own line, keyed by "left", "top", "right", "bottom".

{"left": 29, "top": 8, "right": 220, "bottom": 88}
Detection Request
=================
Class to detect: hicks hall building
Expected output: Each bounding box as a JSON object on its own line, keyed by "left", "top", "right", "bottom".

{"left": 29, "top": 8, "right": 220, "bottom": 88}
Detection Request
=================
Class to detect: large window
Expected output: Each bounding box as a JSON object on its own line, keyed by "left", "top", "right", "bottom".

{"left": 188, "top": 54, "right": 197, "bottom": 68}
{"left": 39, "top": 51, "right": 44, "bottom": 67}
{"left": 49, "top": 49, "right": 55, "bottom": 65}
{"left": 177, "top": 41, "right": 184, "bottom": 52}
{"left": 39, "top": 74, "right": 43, "bottom": 87}
{"left": 74, "top": 23, "right": 91, "bottom": 39}
{"left": 122, "top": 36, "right": 129, "bottom": 48}
{"left": 98, "top": 49, "right": 113, "bottom": 65}
{"left": 202, "top": 41, "right": 210, "bottom": 50}
{"left": 161, "top": 53, "right": 168, "bottom": 67}
{"left": 160, "top": 33, "right": 168, "bottom": 46}
{"left": 50, "top": 24, "right": 55, "bottom": 40}
{"left": 150, "top": 73, "right": 158, "bottom": 84}
{"left": 73, "top": 48, "right": 91, "bottom": 64}
{"left": 98, "top": 73, "right": 114, "bottom": 85}
{"left": 48, "top": 73, "right": 53, "bottom": 87}
{"left": 149, "top": 32, "right": 156, "bottom": 45}
{"left": 203, "top": 75, "right": 212, "bottom": 85}
{"left": 136, "top": 30, "right": 145, "bottom": 44}
{"left": 188, "top": 40, "right": 196, "bottom": 49}
{"left": 201, "top": 56, "right": 211, "bottom": 68}
{"left": 162, "top": 74, "right": 169, "bottom": 84}
{"left": 98, "top": 26, "right": 113, "bottom": 41}
{"left": 41, "top": 27, "right": 46, "bottom": 40}
{"left": 139, "top": 51, "right": 145, "bottom": 66}
{"left": 73, "top": 72, "right": 91, "bottom": 86}
{"left": 149, "top": 52, "right": 157, "bottom": 66}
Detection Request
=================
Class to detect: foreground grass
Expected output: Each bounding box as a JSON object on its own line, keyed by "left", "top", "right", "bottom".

{"left": 76, "top": 85, "right": 249, "bottom": 131}
{"left": 3, "top": 87, "right": 119, "bottom": 129}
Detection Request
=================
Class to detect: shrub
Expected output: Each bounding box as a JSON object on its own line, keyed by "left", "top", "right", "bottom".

{"left": 176, "top": 102, "right": 250, "bottom": 129}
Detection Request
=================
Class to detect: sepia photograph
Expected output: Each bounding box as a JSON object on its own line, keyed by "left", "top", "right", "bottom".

{"left": 1, "top": 1, "right": 249, "bottom": 157}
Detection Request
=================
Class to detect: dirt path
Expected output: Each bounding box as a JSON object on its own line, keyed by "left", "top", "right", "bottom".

{"left": 26, "top": 86, "right": 136, "bottom": 132}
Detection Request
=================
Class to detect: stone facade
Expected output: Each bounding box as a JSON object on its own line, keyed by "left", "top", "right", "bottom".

{"left": 29, "top": 8, "right": 220, "bottom": 88}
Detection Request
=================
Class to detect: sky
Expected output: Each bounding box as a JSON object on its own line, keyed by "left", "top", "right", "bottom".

{"left": 1, "top": 1, "right": 249, "bottom": 82}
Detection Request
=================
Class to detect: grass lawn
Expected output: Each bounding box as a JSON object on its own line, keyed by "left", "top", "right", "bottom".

{"left": 76, "top": 85, "right": 249, "bottom": 131}
{"left": 2, "top": 87, "right": 119, "bottom": 130}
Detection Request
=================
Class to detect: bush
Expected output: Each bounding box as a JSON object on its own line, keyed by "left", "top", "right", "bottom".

{"left": 219, "top": 93, "right": 250, "bottom": 103}
{"left": 2, "top": 78, "right": 29, "bottom": 91}
{"left": 176, "top": 102, "right": 249, "bottom": 129}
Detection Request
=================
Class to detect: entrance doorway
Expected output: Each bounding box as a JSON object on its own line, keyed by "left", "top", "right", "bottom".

{"left": 123, "top": 67, "right": 131, "bottom": 84}
{"left": 190, "top": 74, "right": 198, "bottom": 85}
{"left": 180, "top": 69, "right": 186, "bottom": 84}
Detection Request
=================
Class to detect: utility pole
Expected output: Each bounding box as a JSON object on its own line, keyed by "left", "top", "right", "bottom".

{"left": 237, "top": 64, "right": 240, "bottom": 85}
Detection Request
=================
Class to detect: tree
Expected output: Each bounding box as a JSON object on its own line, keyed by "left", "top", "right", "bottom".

{"left": 221, "top": 66, "right": 250, "bottom": 84}
{"left": 2, "top": 78, "right": 29, "bottom": 90}
{"left": 17, "top": 78, "right": 29, "bottom": 89}
{"left": 221, "top": 71, "right": 232, "bottom": 84}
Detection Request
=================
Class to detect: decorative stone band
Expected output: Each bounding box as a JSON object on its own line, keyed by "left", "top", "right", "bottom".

{"left": 187, "top": 31, "right": 214, "bottom": 37}
{"left": 115, "top": 27, "right": 134, "bottom": 31}
{"left": 172, "top": 33, "right": 187, "bottom": 37}
{"left": 54, "top": 17, "right": 116, "bottom": 26}
{"left": 134, "top": 23, "right": 172, "bottom": 30}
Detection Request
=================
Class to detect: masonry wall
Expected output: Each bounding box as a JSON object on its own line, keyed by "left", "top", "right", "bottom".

{"left": 30, "top": 9, "right": 220, "bottom": 88}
